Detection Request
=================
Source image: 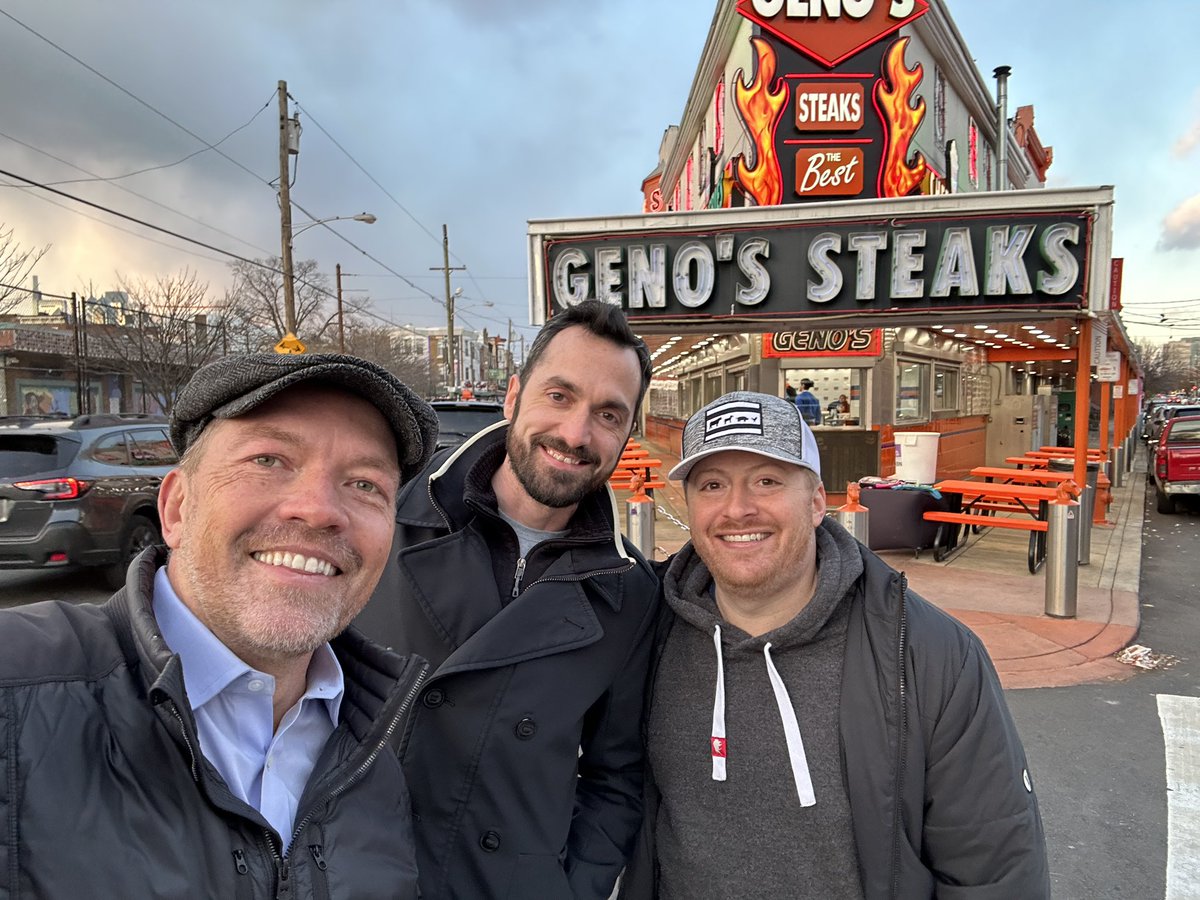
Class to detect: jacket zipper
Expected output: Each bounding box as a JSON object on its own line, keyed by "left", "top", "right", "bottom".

{"left": 309, "top": 844, "right": 331, "bottom": 900}
{"left": 282, "top": 661, "right": 429, "bottom": 857}
{"left": 166, "top": 700, "right": 199, "bottom": 782}
{"left": 889, "top": 575, "right": 910, "bottom": 900}
{"left": 511, "top": 557, "right": 527, "bottom": 598}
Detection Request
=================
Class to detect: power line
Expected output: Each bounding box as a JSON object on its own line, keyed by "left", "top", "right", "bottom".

{"left": 0, "top": 129, "right": 275, "bottom": 258}
{"left": 41, "top": 93, "right": 275, "bottom": 188}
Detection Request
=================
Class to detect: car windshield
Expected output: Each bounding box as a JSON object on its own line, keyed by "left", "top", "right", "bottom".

{"left": 0, "top": 434, "right": 79, "bottom": 477}
{"left": 436, "top": 408, "right": 505, "bottom": 436}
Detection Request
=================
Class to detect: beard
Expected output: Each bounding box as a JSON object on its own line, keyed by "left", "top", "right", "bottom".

{"left": 173, "top": 520, "right": 365, "bottom": 662}
{"left": 505, "top": 397, "right": 611, "bottom": 509}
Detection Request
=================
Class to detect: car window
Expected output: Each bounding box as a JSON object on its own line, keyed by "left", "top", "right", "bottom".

{"left": 1168, "top": 419, "right": 1200, "bottom": 442}
{"left": 89, "top": 432, "right": 131, "bottom": 465}
{"left": 1170, "top": 407, "right": 1200, "bottom": 420}
{"left": 128, "top": 429, "right": 178, "bottom": 465}
{"left": 0, "top": 434, "right": 79, "bottom": 476}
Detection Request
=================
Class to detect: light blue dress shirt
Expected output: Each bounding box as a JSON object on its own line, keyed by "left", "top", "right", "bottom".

{"left": 152, "top": 566, "right": 344, "bottom": 850}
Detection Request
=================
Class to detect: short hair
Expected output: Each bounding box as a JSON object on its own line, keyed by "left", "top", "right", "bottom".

{"left": 800, "top": 379, "right": 814, "bottom": 388}
{"left": 522, "top": 300, "right": 652, "bottom": 409}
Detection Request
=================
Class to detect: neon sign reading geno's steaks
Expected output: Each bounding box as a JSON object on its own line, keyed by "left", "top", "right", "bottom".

{"left": 545, "top": 213, "right": 1089, "bottom": 321}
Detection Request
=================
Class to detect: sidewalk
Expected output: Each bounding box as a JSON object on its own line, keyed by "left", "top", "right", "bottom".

{"left": 617, "top": 435, "right": 1144, "bottom": 690}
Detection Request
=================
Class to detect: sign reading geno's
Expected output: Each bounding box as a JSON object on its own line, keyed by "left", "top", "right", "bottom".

{"left": 542, "top": 210, "right": 1091, "bottom": 323}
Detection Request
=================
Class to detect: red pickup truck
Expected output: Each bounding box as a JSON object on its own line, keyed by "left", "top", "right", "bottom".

{"left": 1153, "top": 415, "right": 1200, "bottom": 513}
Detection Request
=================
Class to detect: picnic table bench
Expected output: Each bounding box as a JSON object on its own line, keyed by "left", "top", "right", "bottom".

{"left": 923, "top": 480, "right": 1068, "bottom": 573}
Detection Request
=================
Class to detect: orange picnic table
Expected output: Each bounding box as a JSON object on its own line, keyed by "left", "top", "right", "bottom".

{"left": 970, "top": 466, "right": 1078, "bottom": 486}
{"left": 926, "top": 479, "right": 1064, "bottom": 573}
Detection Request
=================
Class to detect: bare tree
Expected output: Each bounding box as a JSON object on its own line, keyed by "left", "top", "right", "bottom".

{"left": 85, "top": 269, "right": 228, "bottom": 414}
{"left": 226, "top": 256, "right": 336, "bottom": 343}
{"left": 0, "top": 224, "right": 51, "bottom": 314}
{"left": 1133, "top": 336, "right": 1197, "bottom": 397}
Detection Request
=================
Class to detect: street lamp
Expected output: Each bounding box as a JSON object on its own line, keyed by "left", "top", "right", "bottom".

{"left": 281, "top": 212, "right": 376, "bottom": 338}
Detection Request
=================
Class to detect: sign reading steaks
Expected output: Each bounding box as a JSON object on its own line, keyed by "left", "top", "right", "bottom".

{"left": 541, "top": 210, "right": 1091, "bottom": 324}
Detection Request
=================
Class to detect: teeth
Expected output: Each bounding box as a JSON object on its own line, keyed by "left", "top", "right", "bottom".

{"left": 252, "top": 550, "right": 336, "bottom": 576}
{"left": 721, "top": 533, "right": 767, "bottom": 543}
{"left": 545, "top": 447, "right": 582, "bottom": 465}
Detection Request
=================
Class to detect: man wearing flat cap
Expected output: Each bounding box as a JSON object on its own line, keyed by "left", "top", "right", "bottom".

{"left": 0, "top": 353, "right": 438, "bottom": 899}
{"left": 620, "top": 391, "right": 1049, "bottom": 899}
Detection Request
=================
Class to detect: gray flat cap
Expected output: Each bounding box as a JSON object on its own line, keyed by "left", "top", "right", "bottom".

{"left": 170, "top": 353, "right": 438, "bottom": 484}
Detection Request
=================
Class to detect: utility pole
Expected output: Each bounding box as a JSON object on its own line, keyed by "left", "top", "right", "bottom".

{"left": 430, "top": 224, "right": 465, "bottom": 391}
{"left": 277, "top": 80, "right": 298, "bottom": 337}
{"left": 336, "top": 263, "right": 345, "bottom": 353}
{"left": 506, "top": 319, "right": 514, "bottom": 379}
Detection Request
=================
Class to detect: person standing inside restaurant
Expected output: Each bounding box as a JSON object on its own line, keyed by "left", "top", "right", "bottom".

{"left": 0, "top": 353, "right": 440, "bottom": 898}
{"left": 795, "top": 377, "right": 822, "bottom": 425}
{"left": 621, "top": 391, "right": 1049, "bottom": 899}
{"left": 355, "top": 299, "right": 659, "bottom": 900}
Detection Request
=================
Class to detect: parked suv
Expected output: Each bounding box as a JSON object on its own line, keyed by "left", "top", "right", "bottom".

{"left": 0, "top": 413, "right": 177, "bottom": 589}
{"left": 429, "top": 399, "right": 507, "bottom": 452}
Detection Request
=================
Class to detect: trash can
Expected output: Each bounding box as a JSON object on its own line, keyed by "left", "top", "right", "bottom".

{"left": 1048, "top": 458, "right": 1099, "bottom": 565}
{"left": 893, "top": 432, "right": 940, "bottom": 484}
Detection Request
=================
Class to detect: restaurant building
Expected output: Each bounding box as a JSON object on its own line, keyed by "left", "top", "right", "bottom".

{"left": 528, "top": 0, "right": 1141, "bottom": 496}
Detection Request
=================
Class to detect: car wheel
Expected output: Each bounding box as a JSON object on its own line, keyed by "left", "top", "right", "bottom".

{"left": 103, "top": 515, "right": 162, "bottom": 590}
{"left": 1155, "top": 487, "right": 1176, "bottom": 515}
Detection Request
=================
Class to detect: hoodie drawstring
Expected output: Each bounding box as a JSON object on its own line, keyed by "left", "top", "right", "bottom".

{"left": 710, "top": 625, "right": 727, "bottom": 781}
{"left": 708, "top": 625, "right": 815, "bottom": 807}
{"left": 763, "top": 642, "right": 816, "bottom": 807}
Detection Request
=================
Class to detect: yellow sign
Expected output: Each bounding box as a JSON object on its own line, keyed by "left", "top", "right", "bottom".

{"left": 274, "top": 333, "right": 306, "bottom": 355}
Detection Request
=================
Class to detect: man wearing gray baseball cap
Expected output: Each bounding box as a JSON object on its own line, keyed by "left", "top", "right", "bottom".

{"left": 621, "top": 391, "right": 1048, "bottom": 899}
{"left": 0, "top": 352, "right": 437, "bottom": 898}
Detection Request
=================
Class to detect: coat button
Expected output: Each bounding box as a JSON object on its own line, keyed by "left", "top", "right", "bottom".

{"left": 514, "top": 717, "right": 537, "bottom": 740}
{"left": 422, "top": 688, "right": 445, "bottom": 709}
{"left": 479, "top": 830, "right": 501, "bottom": 852}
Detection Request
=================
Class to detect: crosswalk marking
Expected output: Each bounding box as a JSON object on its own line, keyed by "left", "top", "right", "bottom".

{"left": 1158, "top": 694, "right": 1200, "bottom": 899}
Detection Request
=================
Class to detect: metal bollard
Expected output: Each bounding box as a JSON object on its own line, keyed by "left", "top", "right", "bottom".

{"left": 1124, "top": 436, "right": 1133, "bottom": 473}
{"left": 626, "top": 492, "right": 656, "bottom": 558}
{"left": 1110, "top": 446, "right": 1125, "bottom": 488}
{"left": 832, "top": 483, "right": 870, "bottom": 546}
{"left": 1044, "top": 495, "right": 1080, "bottom": 618}
{"left": 1077, "top": 484, "right": 1093, "bottom": 565}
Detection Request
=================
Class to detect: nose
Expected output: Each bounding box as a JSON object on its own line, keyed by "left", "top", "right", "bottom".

{"left": 555, "top": 405, "right": 594, "bottom": 450}
{"left": 722, "top": 481, "right": 759, "bottom": 519}
{"left": 274, "top": 465, "right": 352, "bottom": 531}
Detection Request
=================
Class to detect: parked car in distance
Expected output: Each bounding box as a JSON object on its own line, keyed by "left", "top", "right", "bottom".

{"left": 429, "top": 399, "right": 507, "bottom": 452}
{"left": 1153, "top": 415, "right": 1200, "bottom": 514}
{"left": 1146, "top": 404, "right": 1200, "bottom": 444}
{"left": 0, "top": 413, "right": 177, "bottom": 588}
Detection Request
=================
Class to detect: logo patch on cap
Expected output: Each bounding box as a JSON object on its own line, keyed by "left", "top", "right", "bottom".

{"left": 704, "top": 400, "right": 763, "bottom": 442}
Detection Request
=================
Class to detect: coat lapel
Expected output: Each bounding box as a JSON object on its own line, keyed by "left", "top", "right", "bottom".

{"left": 398, "top": 531, "right": 605, "bottom": 676}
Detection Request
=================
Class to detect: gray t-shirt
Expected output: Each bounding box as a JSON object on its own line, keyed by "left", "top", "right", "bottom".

{"left": 498, "top": 510, "right": 569, "bottom": 558}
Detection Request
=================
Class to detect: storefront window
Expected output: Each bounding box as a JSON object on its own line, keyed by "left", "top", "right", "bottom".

{"left": 895, "top": 360, "right": 929, "bottom": 423}
{"left": 933, "top": 365, "right": 960, "bottom": 411}
{"left": 784, "top": 367, "right": 866, "bottom": 427}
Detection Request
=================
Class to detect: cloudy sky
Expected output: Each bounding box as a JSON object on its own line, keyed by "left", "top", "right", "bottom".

{"left": 0, "top": 0, "right": 1197, "bottom": 344}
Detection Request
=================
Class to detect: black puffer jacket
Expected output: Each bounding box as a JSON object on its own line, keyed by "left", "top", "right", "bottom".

{"left": 622, "top": 526, "right": 1050, "bottom": 898}
{"left": 354, "top": 423, "right": 660, "bottom": 900}
{"left": 0, "top": 547, "right": 426, "bottom": 899}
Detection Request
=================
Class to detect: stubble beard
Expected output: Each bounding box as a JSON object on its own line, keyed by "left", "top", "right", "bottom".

{"left": 174, "top": 521, "right": 363, "bottom": 663}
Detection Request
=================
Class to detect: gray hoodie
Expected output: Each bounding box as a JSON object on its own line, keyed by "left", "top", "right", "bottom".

{"left": 647, "top": 519, "right": 868, "bottom": 899}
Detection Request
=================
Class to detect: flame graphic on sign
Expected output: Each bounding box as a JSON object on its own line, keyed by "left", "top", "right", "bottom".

{"left": 875, "top": 37, "right": 927, "bottom": 198}
{"left": 733, "top": 37, "right": 787, "bottom": 207}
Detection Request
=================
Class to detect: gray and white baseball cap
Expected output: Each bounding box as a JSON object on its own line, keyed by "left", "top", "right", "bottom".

{"left": 668, "top": 391, "right": 822, "bottom": 482}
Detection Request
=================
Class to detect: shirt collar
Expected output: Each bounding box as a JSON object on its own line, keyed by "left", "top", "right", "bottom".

{"left": 152, "top": 566, "right": 344, "bottom": 726}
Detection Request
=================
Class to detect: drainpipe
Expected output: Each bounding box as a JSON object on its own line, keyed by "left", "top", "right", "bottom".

{"left": 993, "top": 66, "right": 1011, "bottom": 191}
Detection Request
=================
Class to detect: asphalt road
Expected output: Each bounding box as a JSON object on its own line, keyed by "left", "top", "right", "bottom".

{"left": 1006, "top": 481, "right": 1200, "bottom": 898}
{"left": 0, "top": 566, "right": 112, "bottom": 609}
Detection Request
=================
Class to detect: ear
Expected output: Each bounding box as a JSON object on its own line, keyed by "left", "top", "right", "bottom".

{"left": 810, "top": 482, "right": 828, "bottom": 525}
{"left": 502, "top": 373, "right": 521, "bottom": 420}
{"left": 158, "top": 468, "right": 189, "bottom": 550}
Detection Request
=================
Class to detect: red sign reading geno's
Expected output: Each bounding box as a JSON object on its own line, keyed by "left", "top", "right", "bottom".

{"left": 736, "top": 0, "right": 930, "bottom": 68}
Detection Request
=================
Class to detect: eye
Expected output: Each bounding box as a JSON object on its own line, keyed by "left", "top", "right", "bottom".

{"left": 252, "top": 455, "right": 281, "bottom": 468}
{"left": 547, "top": 391, "right": 567, "bottom": 403}
{"left": 599, "top": 410, "right": 618, "bottom": 424}
{"left": 353, "top": 479, "right": 379, "bottom": 494}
